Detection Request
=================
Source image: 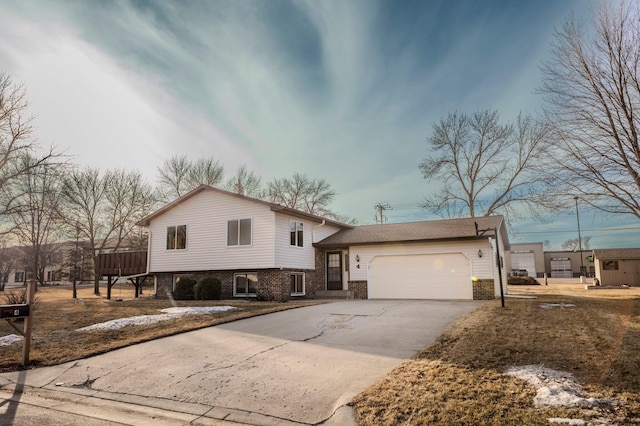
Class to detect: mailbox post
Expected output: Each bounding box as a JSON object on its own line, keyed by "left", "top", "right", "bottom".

{"left": 1, "top": 280, "right": 35, "bottom": 366}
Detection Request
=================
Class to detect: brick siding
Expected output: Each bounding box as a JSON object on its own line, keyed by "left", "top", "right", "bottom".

{"left": 154, "top": 268, "right": 318, "bottom": 302}
{"left": 473, "top": 279, "right": 495, "bottom": 300}
{"left": 348, "top": 280, "right": 368, "bottom": 299}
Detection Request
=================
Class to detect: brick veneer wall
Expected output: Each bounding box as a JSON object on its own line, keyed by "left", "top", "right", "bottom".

{"left": 154, "top": 268, "right": 319, "bottom": 302}
{"left": 348, "top": 280, "right": 368, "bottom": 299}
{"left": 473, "top": 279, "right": 495, "bottom": 300}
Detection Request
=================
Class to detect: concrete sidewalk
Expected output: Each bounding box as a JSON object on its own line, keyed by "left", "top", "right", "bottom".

{"left": 0, "top": 300, "right": 483, "bottom": 425}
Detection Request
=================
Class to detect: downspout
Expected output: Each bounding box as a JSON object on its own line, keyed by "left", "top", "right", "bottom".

{"left": 312, "top": 220, "right": 326, "bottom": 243}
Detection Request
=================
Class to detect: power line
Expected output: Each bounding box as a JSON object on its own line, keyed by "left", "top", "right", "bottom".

{"left": 516, "top": 226, "right": 640, "bottom": 235}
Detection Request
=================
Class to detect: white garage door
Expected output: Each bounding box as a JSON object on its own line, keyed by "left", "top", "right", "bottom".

{"left": 369, "top": 253, "right": 472, "bottom": 300}
{"left": 511, "top": 252, "right": 537, "bottom": 277}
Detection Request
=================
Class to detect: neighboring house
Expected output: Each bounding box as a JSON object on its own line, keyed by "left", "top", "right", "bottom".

{"left": 137, "top": 185, "right": 510, "bottom": 301}
{"left": 592, "top": 248, "right": 640, "bottom": 286}
{"left": 1, "top": 237, "right": 143, "bottom": 288}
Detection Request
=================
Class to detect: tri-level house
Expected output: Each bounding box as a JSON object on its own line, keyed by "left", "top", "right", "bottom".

{"left": 137, "top": 185, "right": 510, "bottom": 301}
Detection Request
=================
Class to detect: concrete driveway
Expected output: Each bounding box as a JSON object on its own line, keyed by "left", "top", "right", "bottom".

{"left": 0, "top": 299, "right": 483, "bottom": 425}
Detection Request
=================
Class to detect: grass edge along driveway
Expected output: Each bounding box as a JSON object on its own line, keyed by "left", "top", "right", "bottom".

{"left": 353, "top": 293, "right": 640, "bottom": 425}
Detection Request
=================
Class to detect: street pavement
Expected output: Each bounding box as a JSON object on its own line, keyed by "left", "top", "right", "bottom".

{"left": 0, "top": 299, "right": 483, "bottom": 425}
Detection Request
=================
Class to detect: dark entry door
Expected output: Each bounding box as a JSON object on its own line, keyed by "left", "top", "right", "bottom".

{"left": 326, "top": 251, "right": 343, "bottom": 290}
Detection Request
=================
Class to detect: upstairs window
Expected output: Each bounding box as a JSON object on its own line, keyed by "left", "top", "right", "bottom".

{"left": 290, "top": 220, "right": 303, "bottom": 247}
{"left": 166, "top": 225, "right": 187, "bottom": 250}
{"left": 228, "top": 219, "right": 252, "bottom": 246}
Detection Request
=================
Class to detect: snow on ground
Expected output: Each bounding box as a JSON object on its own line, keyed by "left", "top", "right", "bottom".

{"left": 76, "top": 306, "right": 238, "bottom": 331}
{"left": 506, "top": 365, "right": 603, "bottom": 408}
{"left": 0, "top": 334, "right": 23, "bottom": 346}
{"left": 540, "top": 303, "right": 575, "bottom": 309}
{"left": 507, "top": 365, "right": 617, "bottom": 425}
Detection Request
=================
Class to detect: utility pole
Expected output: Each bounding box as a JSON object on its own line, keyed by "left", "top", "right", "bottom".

{"left": 374, "top": 202, "right": 392, "bottom": 224}
{"left": 574, "top": 196, "right": 585, "bottom": 281}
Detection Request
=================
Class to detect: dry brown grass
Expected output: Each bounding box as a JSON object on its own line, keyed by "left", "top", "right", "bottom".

{"left": 0, "top": 284, "right": 320, "bottom": 372}
{"left": 353, "top": 282, "right": 640, "bottom": 425}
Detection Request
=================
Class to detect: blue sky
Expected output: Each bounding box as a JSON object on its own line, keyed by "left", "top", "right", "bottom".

{"left": 0, "top": 0, "right": 637, "bottom": 250}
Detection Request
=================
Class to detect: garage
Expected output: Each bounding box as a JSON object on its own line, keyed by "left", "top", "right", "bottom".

{"left": 368, "top": 253, "right": 472, "bottom": 299}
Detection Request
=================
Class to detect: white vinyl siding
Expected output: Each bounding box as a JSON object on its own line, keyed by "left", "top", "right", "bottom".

{"left": 148, "top": 190, "right": 276, "bottom": 272}
{"left": 274, "top": 214, "right": 342, "bottom": 269}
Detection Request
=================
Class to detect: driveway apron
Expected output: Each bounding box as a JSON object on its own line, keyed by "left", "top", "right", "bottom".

{"left": 0, "top": 300, "right": 483, "bottom": 425}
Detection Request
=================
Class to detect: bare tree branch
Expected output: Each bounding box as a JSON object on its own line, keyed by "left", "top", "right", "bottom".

{"left": 539, "top": 1, "right": 640, "bottom": 218}
{"left": 419, "top": 109, "right": 551, "bottom": 219}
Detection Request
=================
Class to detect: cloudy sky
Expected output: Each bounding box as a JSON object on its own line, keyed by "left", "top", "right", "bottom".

{"left": 0, "top": 0, "right": 637, "bottom": 250}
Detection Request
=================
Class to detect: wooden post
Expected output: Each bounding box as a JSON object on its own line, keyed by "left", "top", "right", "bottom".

{"left": 22, "top": 280, "right": 35, "bottom": 367}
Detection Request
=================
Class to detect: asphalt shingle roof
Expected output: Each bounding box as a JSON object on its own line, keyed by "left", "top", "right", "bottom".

{"left": 315, "top": 215, "right": 507, "bottom": 247}
{"left": 593, "top": 248, "right": 640, "bottom": 260}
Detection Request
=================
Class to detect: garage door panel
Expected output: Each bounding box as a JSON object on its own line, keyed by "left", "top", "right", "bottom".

{"left": 369, "top": 253, "right": 472, "bottom": 300}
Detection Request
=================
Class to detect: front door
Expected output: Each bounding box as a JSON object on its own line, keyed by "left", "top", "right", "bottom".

{"left": 326, "top": 251, "right": 343, "bottom": 290}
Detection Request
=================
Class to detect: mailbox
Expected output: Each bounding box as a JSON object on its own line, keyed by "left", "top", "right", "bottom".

{"left": 0, "top": 304, "right": 30, "bottom": 319}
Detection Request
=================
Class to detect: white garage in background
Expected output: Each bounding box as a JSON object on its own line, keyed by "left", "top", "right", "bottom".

{"left": 368, "top": 253, "right": 472, "bottom": 299}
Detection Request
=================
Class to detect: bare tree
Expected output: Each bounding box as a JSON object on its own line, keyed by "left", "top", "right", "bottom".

{"left": 0, "top": 72, "right": 57, "bottom": 234}
{"left": 539, "top": 1, "right": 640, "bottom": 218}
{"left": 418, "top": 110, "right": 551, "bottom": 219}
{"left": 561, "top": 236, "right": 591, "bottom": 251}
{"left": 0, "top": 239, "right": 16, "bottom": 290}
{"left": 267, "top": 173, "right": 336, "bottom": 216}
{"left": 156, "top": 155, "right": 224, "bottom": 202}
{"left": 9, "top": 155, "right": 65, "bottom": 287}
{"left": 225, "top": 165, "right": 263, "bottom": 198}
{"left": 61, "top": 167, "right": 155, "bottom": 295}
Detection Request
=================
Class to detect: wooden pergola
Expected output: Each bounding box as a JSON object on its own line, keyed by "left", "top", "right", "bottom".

{"left": 95, "top": 251, "right": 149, "bottom": 299}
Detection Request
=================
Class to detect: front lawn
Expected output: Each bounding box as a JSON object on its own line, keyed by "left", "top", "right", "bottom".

{"left": 353, "top": 285, "right": 640, "bottom": 425}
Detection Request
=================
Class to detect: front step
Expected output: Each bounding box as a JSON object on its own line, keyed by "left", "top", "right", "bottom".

{"left": 316, "top": 290, "right": 354, "bottom": 299}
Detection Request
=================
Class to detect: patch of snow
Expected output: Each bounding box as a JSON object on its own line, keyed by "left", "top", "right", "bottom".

{"left": 540, "top": 303, "right": 575, "bottom": 309}
{"left": 0, "top": 334, "right": 23, "bottom": 346}
{"left": 159, "top": 306, "right": 236, "bottom": 315}
{"left": 77, "top": 306, "right": 238, "bottom": 331}
{"left": 548, "top": 419, "right": 586, "bottom": 425}
{"left": 506, "top": 365, "right": 600, "bottom": 408}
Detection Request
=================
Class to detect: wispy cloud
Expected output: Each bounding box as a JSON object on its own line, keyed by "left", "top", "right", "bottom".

{"left": 1, "top": 0, "right": 625, "bottom": 250}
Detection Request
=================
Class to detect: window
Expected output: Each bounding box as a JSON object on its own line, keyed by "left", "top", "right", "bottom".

{"left": 166, "top": 225, "right": 187, "bottom": 250}
{"left": 228, "top": 219, "right": 252, "bottom": 246}
{"left": 603, "top": 261, "right": 619, "bottom": 270}
{"left": 290, "top": 272, "right": 305, "bottom": 295}
{"left": 14, "top": 271, "right": 24, "bottom": 282}
{"left": 234, "top": 273, "right": 257, "bottom": 296}
{"left": 290, "top": 220, "right": 304, "bottom": 247}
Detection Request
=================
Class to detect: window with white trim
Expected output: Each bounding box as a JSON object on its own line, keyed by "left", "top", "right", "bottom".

{"left": 14, "top": 271, "right": 24, "bottom": 282}
{"left": 166, "top": 225, "right": 187, "bottom": 250}
{"left": 290, "top": 272, "right": 305, "bottom": 295}
{"left": 227, "top": 219, "right": 252, "bottom": 246}
{"left": 290, "top": 220, "right": 303, "bottom": 247}
{"left": 234, "top": 273, "right": 257, "bottom": 296}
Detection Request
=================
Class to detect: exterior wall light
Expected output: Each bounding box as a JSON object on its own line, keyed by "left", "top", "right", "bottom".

{"left": 478, "top": 249, "right": 483, "bottom": 258}
{"left": 355, "top": 255, "right": 360, "bottom": 262}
